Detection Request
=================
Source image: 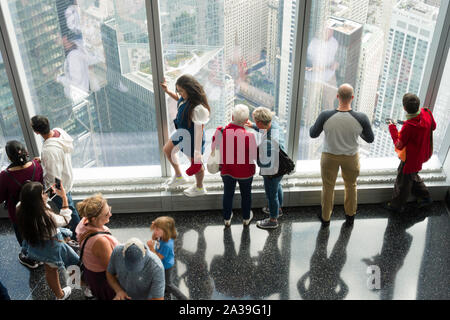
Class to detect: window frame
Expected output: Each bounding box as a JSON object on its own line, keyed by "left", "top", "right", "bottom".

{"left": 0, "top": 0, "right": 448, "bottom": 180}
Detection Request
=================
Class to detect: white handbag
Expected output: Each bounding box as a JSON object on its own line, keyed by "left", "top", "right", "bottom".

{"left": 207, "top": 148, "right": 221, "bottom": 174}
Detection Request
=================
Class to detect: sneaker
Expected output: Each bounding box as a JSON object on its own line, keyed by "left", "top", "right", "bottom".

{"left": 243, "top": 210, "right": 254, "bottom": 226}
{"left": 344, "top": 214, "right": 355, "bottom": 226}
{"left": 262, "top": 207, "right": 283, "bottom": 218}
{"left": 57, "top": 286, "right": 72, "bottom": 300}
{"left": 383, "top": 201, "right": 404, "bottom": 214}
{"left": 183, "top": 185, "right": 207, "bottom": 197}
{"left": 18, "top": 253, "right": 39, "bottom": 269}
{"left": 67, "top": 240, "right": 80, "bottom": 252}
{"left": 256, "top": 218, "right": 278, "bottom": 229}
{"left": 83, "top": 286, "right": 94, "bottom": 299}
{"left": 317, "top": 212, "right": 330, "bottom": 227}
{"left": 417, "top": 197, "right": 433, "bottom": 209}
{"left": 166, "top": 175, "right": 190, "bottom": 188}
{"left": 224, "top": 212, "right": 233, "bottom": 228}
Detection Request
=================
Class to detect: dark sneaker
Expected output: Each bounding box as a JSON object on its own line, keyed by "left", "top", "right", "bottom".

{"left": 345, "top": 214, "right": 355, "bottom": 226}
{"left": 417, "top": 197, "right": 433, "bottom": 209}
{"left": 383, "top": 201, "right": 404, "bottom": 213}
{"left": 317, "top": 212, "right": 330, "bottom": 227}
{"left": 262, "top": 207, "right": 283, "bottom": 218}
{"left": 18, "top": 253, "right": 39, "bottom": 269}
{"left": 256, "top": 218, "right": 278, "bottom": 229}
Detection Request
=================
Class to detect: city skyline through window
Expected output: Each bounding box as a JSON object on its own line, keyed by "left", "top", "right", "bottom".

{"left": 298, "top": 0, "right": 443, "bottom": 161}
{"left": 0, "top": 0, "right": 448, "bottom": 177}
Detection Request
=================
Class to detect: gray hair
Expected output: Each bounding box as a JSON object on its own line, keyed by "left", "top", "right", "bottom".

{"left": 232, "top": 104, "right": 250, "bottom": 125}
{"left": 252, "top": 107, "right": 273, "bottom": 126}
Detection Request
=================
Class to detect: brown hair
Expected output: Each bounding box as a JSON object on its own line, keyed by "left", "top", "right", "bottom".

{"left": 151, "top": 216, "right": 177, "bottom": 242}
{"left": 76, "top": 193, "right": 107, "bottom": 222}
{"left": 176, "top": 74, "right": 211, "bottom": 128}
{"left": 403, "top": 93, "right": 420, "bottom": 114}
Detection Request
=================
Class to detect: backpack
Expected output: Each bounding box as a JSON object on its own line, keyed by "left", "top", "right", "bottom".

{"left": 269, "top": 146, "right": 295, "bottom": 178}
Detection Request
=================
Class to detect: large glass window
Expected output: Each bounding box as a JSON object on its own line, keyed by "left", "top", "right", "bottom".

{"left": 4, "top": 0, "right": 160, "bottom": 174}
{"left": 298, "top": 0, "right": 443, "bottom": 163}
{"left": 159, "top": 0, "right": 298, "bottom": 169}
{"left": 432, "top": 51, "right": 450, "bottom": 156}
{"left": 0, "top": 53, "right": 24, "bottom": 169}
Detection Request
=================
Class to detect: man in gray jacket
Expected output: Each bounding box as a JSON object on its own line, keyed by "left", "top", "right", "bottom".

{"left": 310, "top": 84, "right": 374, "bottom": 227}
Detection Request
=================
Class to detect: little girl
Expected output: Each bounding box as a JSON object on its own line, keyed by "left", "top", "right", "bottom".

{"left": 160, "top": 74, "right": 211, "bottom": 197}
{"left": 147, "top": 216, "right": 188, "bottom": 300}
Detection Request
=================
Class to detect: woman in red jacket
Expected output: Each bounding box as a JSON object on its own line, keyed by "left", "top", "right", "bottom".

{"left": 212, "top": 104, "right": 257, "bottom": 227}
{"left": 386, "top": 93, "right": 436, "bottom": 213}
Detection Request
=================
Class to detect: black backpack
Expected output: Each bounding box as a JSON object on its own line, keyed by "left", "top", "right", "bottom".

{"left": 269, "top": 146, "right": 295, "bottom": 178}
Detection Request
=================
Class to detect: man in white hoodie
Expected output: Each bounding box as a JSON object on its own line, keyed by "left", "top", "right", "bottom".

{"left": 31, "top": 115, "right": 80, "bottom": 238}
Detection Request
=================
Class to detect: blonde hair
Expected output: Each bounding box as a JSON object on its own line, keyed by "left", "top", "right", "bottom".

{"left": 151, "top": 216, "right": 177, "bottom": 242}
{"left": 76, "top": 193, "right": 107, "bottom": 221}
{"left": 252, "top": 107, "right": 274, "bottom": 126}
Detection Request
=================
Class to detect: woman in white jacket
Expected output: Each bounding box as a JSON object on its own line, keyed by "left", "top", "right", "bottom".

{"left": 17, "top": 181, "right": 79, "bottom": 300}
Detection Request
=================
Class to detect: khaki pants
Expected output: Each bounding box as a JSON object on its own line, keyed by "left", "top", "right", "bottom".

{"left": 320, "top": 152, "right": 360, "bottom": 221}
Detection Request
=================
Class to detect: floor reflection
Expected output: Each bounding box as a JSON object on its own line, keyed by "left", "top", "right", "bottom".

{"left": 0, "top": 203, "right": 448, "bottom": 300}
{"left": 298, "top": 223, "right": 353, "bottom": 300}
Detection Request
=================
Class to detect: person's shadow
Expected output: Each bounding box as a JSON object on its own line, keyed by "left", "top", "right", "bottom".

{"left": 362, "top": 209, "right": 430, "bottom": 300}
{"left": 210, "top": 226, "right": 257, "bottom": 298}
{"left": 298, "top": 223, "right": 354, "bottom": 300}
{"left": 174, "top": 226, "right": 213, "bottom": 300}
{"left": 250, "top": 227, "right": 289, "bottom": 299}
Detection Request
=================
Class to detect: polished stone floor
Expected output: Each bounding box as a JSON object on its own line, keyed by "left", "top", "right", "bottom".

{"left": 0, "top": 202, "right": 449, "bottom": 300}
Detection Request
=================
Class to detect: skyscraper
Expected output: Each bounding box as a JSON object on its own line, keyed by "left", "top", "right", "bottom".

{"left": 374, "top": 0, "right": 439, "bottom": 127}
{"left": 372, "top": 0, "right": 439, "bottom": 157}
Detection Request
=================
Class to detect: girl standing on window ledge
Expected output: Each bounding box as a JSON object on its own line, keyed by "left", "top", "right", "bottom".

{"left": 160, "top": 74, "right": 211, "bottom": 197}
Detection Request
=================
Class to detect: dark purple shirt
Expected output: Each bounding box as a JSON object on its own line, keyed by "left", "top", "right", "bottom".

{"left": 0, "top": 160, "right": 44, "bottom": 223}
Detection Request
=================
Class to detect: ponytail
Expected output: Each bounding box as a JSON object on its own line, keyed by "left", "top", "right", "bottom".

{"left": 5, "top": 140, "right": 29, "bottom": 167}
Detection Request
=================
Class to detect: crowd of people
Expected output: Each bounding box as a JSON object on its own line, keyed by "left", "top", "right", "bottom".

{"left": 0, "top": 74, "right": 436, "bottom": 300}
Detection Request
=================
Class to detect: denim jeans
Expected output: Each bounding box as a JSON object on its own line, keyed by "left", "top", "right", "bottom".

{"left": 52, "top": 192, "right": 81, "bottom": 239}
{"left": 263, "top": 175, "right": 284, "bottom": 219}
{"left": 222, "top": 175, "right": 253, "bottom": 220}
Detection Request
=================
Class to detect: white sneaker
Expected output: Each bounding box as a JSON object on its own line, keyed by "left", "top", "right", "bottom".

{"left": 166, "top": 175, "right": 190, "bottom": 188}
{"left": 243, "top": 210, "right": 254, "bottom": 226}
{"left": 183, "top": 185, "right": 207, "bottom": 197}
{"left": 224, "top": 212, "right": 233, "bottom": 227}
{"left": 57, "top": 286, "right": 72, "bottom": 300}
{"left": 83, "top": 286, "right": 94, "bottom": 299}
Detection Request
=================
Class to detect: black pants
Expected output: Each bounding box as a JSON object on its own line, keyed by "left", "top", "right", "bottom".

{"left": 390, "top": 162, "right": 430, "bottom": 210}
{"left": 165, "top": 267, "right": 188, "bottom": 300}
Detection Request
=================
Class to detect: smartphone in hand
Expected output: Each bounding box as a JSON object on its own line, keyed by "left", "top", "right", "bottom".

{"left": 385, "top": 118, "right": 394, "bottom": 125}
{"left": 45, "top": 186, "right": 56, "bottom": 199}
{"left": 55, "top": 178, "right": 61, "bottom": 190}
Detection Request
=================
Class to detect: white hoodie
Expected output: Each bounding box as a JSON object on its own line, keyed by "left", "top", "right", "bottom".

{"left": 41, "top": 128, "right": 74, "bottom": 192}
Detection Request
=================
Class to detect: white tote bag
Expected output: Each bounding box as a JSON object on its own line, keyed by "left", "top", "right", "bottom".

{"left": 207, "top": 149, "right": 221, "bottom": 174}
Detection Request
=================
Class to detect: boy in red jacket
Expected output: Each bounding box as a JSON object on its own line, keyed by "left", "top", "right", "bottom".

{"left": 385, "top": 93, "right": 436, "bottom": 213}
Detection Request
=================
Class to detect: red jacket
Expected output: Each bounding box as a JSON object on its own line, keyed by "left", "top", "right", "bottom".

{"left": 212, "top": 123, "right": 257, "bottom": 179}
{"left": 389, "top": 108, "right": 436, "bottom": 174}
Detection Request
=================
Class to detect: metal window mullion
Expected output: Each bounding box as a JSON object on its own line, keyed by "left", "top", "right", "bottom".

{"left": 287, "top": 0, "right": 312, "bottom": 163}
{"left": 419, "top": 0, "right": 450, "bottom": 111}
{"left": 0, "top": 2, "right": 40, "bottom": 157}
{"left": 145, "top": 0, "right": 171, "bottom": 177}
{"left": 418, "top": 1, "right": 450, "bottom": 164}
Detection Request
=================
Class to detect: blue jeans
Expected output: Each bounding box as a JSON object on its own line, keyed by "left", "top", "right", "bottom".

{"left": 0, "top": 280, "right": 10, "bottom": 300}
{"left": 222, "top": 175, "right": 253, "bottom": 220}
{"left": 263, "top": 175, "right": 284, "bottom": 219}
{"left": 52, "top": 192, "right": 80, "bottom": 239}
